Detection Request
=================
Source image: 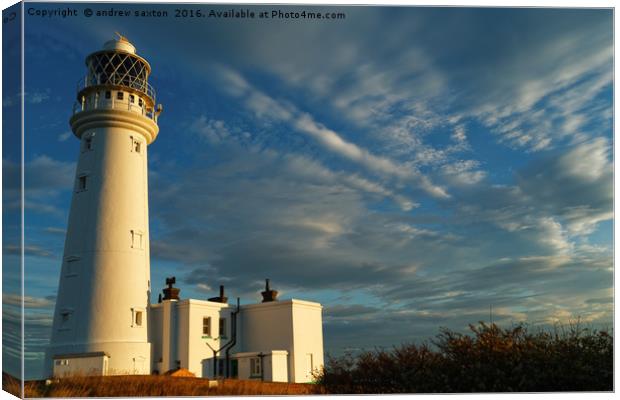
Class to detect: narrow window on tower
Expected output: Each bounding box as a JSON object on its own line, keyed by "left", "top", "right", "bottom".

{"left": 65, "top": 256, "right": 80, "bottom": 277}
{"left": 83, "top": 134, "right": 93, "bottom": 152}
{"left": 129, "top": 94, "right": 135, "bottom": 104}
{"left": 203, "top": 317, "right": 211, "bottom": 336}
{"left": 131, "top": 230, "right": 144, "bottom": 250}
{"left": 117, "top": 91, "right": 124, "bottom": 100}
{"left": 77, "top": 175, "right": 87, "bottom": 192}
{"left": 138, "top": 98, "right": 143, "bottom": 107}
{"left": 135, "top": 311, "right": 143, "bottom": 326}
{"left": 105, "top": 91, "right": 111, "bottom": 99}
{"left": 130, "top": 136, "right": 142, "bottom": 153}
{"left": 59, "top": 309, "right": 74, "bottom": 331}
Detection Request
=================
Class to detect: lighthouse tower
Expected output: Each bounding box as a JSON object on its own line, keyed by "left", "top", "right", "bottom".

{"left": 48, "top": 35, "right": 161, "bottom": 376}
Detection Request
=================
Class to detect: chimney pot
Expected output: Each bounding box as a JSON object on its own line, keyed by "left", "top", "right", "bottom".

{"left": 208, "top": 284, "right": 228, "bottom": 303}
{"left": 261, "top": 278, "right": 278, "bottom": 302}
{"left": 162, "top": 276, "right": 180, "bottom": 300}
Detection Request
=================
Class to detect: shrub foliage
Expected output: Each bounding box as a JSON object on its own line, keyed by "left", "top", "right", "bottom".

{"left": 317, "top": 322, "right": 613, "bottom": 393}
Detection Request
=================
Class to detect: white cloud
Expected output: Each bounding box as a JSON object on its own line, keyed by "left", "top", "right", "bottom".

{"left": 557, "top": 137, "right": 610, "bottom": 182}
{"left": 29, "top": 91, "right": 50, "bottom": 104}
{"left": 535, "top": 217, "right": 572, "bottom": 255}
{"left": 212, "top": 66, "right": 450, "bottom": 199}
{"left": 451, "top": 125, "right": 467, "bottom": 143}
{"left": 44, "top": 227, "right": 66, "bottom": 235}
{"left": 562, "top": 207, "right": 612, "bottom": 237}
{"left": 196, "top": 283, "right": 212, "bottom": 293}
{"left": 3, "top": 294, "right": 54, "bottom": 308}
{"left": 294, "top": 114, "right": 406, "bottom": 179}
{"left": 25, "top": 155, "right": 75, "bottom": 190}
{"left": 441, "top": 160, "right": 486, "bottom": 186}
{"left": 282, "top": 153, "right": 418, "bottom": 211}
{"left": 57, "top": 131, "right": 72, "bottom": 142}
{"left": 190, "top": 116, "right": 231, "bottom": 144}
{"left": 469, "top": 33, "right": 612, "bottom": 152}
{"left": 3, "top": 244, "right": 55, "bottom": 258}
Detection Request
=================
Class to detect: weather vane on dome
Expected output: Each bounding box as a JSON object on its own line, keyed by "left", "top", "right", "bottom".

{"left": 114, "top": 31, "right": 129, "bottom": 42}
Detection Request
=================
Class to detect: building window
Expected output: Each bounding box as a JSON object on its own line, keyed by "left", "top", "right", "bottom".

{"left": 65, "top": 256, "right": 79, "bottom": 277}
{"left": 135, "top": 311, "right": 143, "bottom": 326}
{"left": 203, "top": 317, "right": 211, "bottom": 336}
{"left": 77, "top": 175, "right": 87, "bottom": 191}
{"left": 55, "top": 359, "right": 69, "bottom": 366}
{"left": 130, "top": 136, "right": 142, "bottom": 153}
{"left": 250, "top": 357, "right": 261, "bottom": 377}
{"left": 105, "top": 91, "right": 111, "bottom": 99}
{"left": 131, "top": 230, "right": 143, "bottom": 250}
{"left": 129, "top": 94, "right": 135, "bottom": 103}
{"left": 117, "top": 91, "right": 124, "bottom": 100}
{"left": 132, "top": 308, "right": 144, "bottom": 327}
{"left": 59, "top": 309, "right": 73, "bottom": 330}
{"left": 138, "top": 98, "right": 143, "bottom": 107}
{"left": 219, "top": 318, "right": 227, "bottom": 338}
{"left": 83, "top": 134, "right": 93, "bottom": 152}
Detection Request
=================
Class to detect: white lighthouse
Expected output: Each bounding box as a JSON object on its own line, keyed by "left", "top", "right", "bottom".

{"left": 48, "top": 36, "right": 324, "bottom": 382}
{"left": 48, "top": 35, "right": 161, "bottom": 376}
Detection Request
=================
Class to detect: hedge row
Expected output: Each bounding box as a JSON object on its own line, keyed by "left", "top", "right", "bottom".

{"left": 316, "top": 322, "right": 613, "bottom": 393}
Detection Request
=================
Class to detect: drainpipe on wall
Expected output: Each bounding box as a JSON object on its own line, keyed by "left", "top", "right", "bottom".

{"left": 204, "top": 342, "right": 221, "bottom": 379}
{"left": 205, "top": 296, "right": 239, "bottom": 379}
{"left": 258, "top": 352, "right": 266, "bottom": 381}
{"left": 223, "top": 297, "right": 240, "bottom": 378}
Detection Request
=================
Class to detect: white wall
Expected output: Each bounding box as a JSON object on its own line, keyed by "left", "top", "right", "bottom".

{"left": 149, "top": 304, "right": 163, "bottom": 373}
{"left": 158, "top": 299, "right": 231, "bottom": 378}
{"left": 53, "top": 354, "right": 109, "bottom": 377}
{"left": 238, "top": 300, "right": 323, "bottom": 383}
{"left": 48, "top": 100, "right": 158, "bottom": 376}
{"left": 151, "top": 298, "right": 323, "bottom": 382}
{"left": 232, "top": 351, "right": 288, "bottom": 382}
{"left": 269, "top": 351, "right": 289, "bottom": 382}
{"left": 187, "top": 300, "right": 233, "bottom": 378}
{"left": 239, "top": 301, "right": 294, "bottom": 353}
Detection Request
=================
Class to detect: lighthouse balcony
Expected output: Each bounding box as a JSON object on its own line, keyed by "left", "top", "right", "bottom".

{"left": 72, "top": 87, "right": 159, "bottom": 122}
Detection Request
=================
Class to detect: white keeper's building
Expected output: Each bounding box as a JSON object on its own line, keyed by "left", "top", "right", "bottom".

{"left": 47, "top": 36, "right": 324, "bottom": 383}
{"left": 148, "top": 280, "right": 324, "bottom": 382}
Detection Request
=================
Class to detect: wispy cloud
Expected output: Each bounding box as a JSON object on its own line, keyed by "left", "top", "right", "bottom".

{"left": 57, "top": 131, "right": 72, "bottom": 142}
{"left": 3, "top": 244, "right": 54, "bottom": 258}
{"left": 3, "top": 90, "right": 51, "bottom": 107}
{"left": 212, "top": 66, "right": 450, "bottom": 199}
{"left": 3, "top": 294, "right": 54, "bottom": 308}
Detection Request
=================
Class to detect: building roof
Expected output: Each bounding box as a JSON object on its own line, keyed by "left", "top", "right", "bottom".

{"left": 53, "top": 351, "right": 110, "bottom": 359}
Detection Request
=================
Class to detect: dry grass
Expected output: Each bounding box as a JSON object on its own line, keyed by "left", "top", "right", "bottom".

{"left": 3, "top": 372, "right": 22, "bottom": 398}
{"left": 22, "top": 375, "right": 320, "bottom": 397}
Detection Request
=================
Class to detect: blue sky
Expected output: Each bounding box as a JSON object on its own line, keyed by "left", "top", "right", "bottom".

{"left": 2, "top": 3, "right": 613, "bottom": 380}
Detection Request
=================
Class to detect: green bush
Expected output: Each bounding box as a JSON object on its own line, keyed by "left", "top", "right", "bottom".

{"left": 317, "top": 322, "right": 613, "bottom": 393}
